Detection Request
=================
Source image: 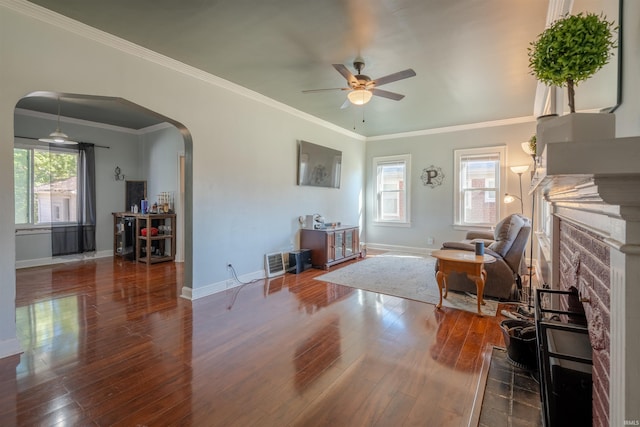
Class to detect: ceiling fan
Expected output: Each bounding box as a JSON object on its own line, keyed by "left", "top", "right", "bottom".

{"left": 303, "top": 57, "right": 416, "bottom": 108}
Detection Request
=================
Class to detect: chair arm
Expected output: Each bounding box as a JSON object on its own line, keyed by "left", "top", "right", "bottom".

{"left": 440, "top": 241, "right": 475, "bottom": 251}
{"left": 465, "top": 230, "right": 494, "bottom": 241}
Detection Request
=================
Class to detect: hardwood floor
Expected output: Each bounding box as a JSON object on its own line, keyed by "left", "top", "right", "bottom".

{"left": 2, "top": 256, "right": 507, "bottom": 426}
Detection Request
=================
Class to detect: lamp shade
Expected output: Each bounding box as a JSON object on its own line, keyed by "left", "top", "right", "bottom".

{"left": 38, "top": 129, "right": 70, "bottom": 144}
{"left": 521, "top": 141, "right": 535, "bottom": 156}
{"left": 347, "top": 89, "right": 373, "bottom": 105}
{"left": 510, "top": 165, "right": 530, "bottom": 174}
{"left": 38, "top": 97, "right": 78, "bottom": 144}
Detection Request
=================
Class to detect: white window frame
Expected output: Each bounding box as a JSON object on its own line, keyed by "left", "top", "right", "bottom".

{"left": 454, "top": 146, "right": 506, "bottom": 228}
{"left": 14, "top": 138, "right": 79, "bottom": 229}
{"left": 373, "top": 154, "right": 411, "bottom": 226}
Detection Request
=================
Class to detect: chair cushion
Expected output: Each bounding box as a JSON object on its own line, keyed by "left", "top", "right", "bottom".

{"left": 489, "top": 214, "right": 526, "bottom": 257}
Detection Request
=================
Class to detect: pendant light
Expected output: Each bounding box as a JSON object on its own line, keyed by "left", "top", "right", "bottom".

{"left": 38, "top": 97, "right": 77, "bottom": 144}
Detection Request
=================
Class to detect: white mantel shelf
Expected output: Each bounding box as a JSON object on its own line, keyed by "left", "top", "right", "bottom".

{"left": 529, "top": 136, "right": 640, "bottom": 196}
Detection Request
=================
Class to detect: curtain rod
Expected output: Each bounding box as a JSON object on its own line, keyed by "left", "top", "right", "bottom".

{"left": 14, "top": 135, "right": 110, "bottom": 149}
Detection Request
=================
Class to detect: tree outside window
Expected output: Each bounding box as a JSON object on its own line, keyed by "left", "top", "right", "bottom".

{"left": 14, "top": 142, "right": 78, "bottom": 226}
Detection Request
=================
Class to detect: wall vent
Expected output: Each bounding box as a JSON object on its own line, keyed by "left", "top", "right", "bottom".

{"left": 265, "top": 252, "right": 285, "bottom": 278}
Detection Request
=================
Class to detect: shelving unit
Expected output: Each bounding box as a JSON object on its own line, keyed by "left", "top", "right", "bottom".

{"left": 135, "top": 213, "right": 176, "bottom": 264}
{"left": 113, "top": 212, "right": 176, "bottom": 264}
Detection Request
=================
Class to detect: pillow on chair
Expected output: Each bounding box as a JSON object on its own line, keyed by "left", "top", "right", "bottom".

{"left": 489, "top": 214, "right": 526, "bottom": 257}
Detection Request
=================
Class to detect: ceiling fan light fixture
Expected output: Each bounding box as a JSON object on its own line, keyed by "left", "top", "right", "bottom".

{"left": 347, "top": 89, "right": 373, "bottom": 106}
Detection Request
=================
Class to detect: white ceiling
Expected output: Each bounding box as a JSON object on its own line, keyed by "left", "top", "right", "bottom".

{"left": 21, "top": 1, "right": 552, "bottom": 136}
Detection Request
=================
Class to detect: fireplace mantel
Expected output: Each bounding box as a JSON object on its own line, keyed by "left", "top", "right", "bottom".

{"left": 530, "top": 134, "right": 640, "bottom": 426}
{"left": 530, "top": 136, "right": 640, "bottom": 196}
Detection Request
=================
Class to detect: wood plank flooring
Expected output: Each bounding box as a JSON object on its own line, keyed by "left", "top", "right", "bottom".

{"left": 1, "top": 255, "right": 508, "bottom": 426}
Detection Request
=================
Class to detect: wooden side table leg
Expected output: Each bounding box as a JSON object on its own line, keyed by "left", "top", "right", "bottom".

{"left": 474, "top": 268, "right": 487, "bottom": 315}
{"left": 436, "top": 270, "right": 446, "bottom": 309}
{"left": 480, "top": 268, "right": 487, "bottom": 305}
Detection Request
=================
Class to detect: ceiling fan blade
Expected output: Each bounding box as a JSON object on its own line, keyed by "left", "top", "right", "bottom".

{"left": 373, "top": 69, "right": 416, "bottom": 87}
{"left": 302, "top": 87, "right": 350, "bottom": 93}
{"left": 332, "top": 64, "right": 358, "bottom": 87}
{"left": 371, "top": 88, "right": 405, "bottom": 101}
{"left": 340, "top": 98, "right": 351, "bottom": 109}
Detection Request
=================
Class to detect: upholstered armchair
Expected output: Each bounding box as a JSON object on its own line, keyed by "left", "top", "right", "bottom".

{"left": 436, "top": 214, "right": 531, "bottom": 300}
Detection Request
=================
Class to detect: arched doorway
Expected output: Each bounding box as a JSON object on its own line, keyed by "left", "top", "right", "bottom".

{"left": 13, "top": 91, "right": 192, "bottom": 290}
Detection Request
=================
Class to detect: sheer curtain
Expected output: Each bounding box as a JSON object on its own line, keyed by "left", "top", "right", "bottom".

{"left": 51, "top": 143, "right": 96, "bottom": 256}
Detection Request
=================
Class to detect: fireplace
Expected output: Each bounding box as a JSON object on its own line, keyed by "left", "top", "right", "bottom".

{"left": 557, "top": 220, "right": 610, "bottom": 426}
{"left": 531, "top": 130, "right": 640, "bottom": 425}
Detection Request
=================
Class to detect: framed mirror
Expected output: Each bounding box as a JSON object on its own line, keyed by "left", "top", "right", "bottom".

{"left": 571, "top": 0, "right": 622, "bottom": 113}
{"left": 534, "top": 0, "right": 622, "bottom": 115}
{"left": 125, "top": 180, "right": 147, "bottom": 212}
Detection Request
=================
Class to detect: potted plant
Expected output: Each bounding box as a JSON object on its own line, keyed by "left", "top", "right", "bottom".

{"left": 528, "top": 12, "right": 616, "bottom": 113}
{"left": 521, "top": 134, "right": 537, "bottom": 158}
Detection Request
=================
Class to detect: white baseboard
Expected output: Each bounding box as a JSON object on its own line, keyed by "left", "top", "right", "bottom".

{"left": 15, "top": 250, "right": 113, "bottom": 269}
{"left": 0, "top": 338, "right": 22, "bottom": 360}
{"left": 182, "top": 269, "right": 266, "bottom": 301}
{"left": 180, "top": 286, "right": 193, "bottom": 300}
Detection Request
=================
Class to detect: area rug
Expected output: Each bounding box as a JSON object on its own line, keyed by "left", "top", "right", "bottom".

{"left": 315, "top": 253, "right": 498, "bottom": 316}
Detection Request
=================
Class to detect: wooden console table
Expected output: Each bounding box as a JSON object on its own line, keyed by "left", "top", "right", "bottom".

{"left": 431, "top": 249, "right": 495, "bottom": 315}
{"left": 300, "top": 226, "right": 359, "bottom": 269}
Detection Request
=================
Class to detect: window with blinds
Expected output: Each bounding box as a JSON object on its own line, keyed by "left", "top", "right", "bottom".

{"left": 373, "top": 154, "right": 411, "bottom": 225}
{"left": 454, "top": 146, "right": 506, "bottom": 227}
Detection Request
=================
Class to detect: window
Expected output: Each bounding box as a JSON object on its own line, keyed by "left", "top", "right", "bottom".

{"left": 373, "top": 154, "right": 410, "bottom": 225}
{"left": 14, "top": 140, "right": 79, "bottom": 226}
{"left": 454, "top": 146, "right": 506, "bottom": 227}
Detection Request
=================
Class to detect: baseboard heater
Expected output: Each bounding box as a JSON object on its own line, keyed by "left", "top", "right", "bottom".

{"left": 265, "top": 252, "right": 285, "bottom": 277}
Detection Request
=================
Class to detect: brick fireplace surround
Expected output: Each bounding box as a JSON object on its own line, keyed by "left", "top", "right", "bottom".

{"left": 558, "top": 220, "right": 610, "bottom": 426}
{"left": 533, "top": 134, "right": 640, "bottom": 426}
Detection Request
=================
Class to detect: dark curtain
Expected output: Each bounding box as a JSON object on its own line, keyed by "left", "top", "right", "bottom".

{"left": 52, "top": 143, "right": 96, "bottom": 256}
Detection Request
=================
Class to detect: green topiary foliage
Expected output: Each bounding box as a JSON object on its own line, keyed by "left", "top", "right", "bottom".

{"left": 528, "top": 13, "right": 616, "bottom": 113}
{"left": 528, "top": 135, "right": 536, "bottom": 155}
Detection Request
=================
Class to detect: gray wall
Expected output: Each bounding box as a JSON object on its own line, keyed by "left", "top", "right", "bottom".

{"left": 365, "top": 121, "right": 537, "bottom": 252}
{"left": 142, "top": 125, "right": 182, "bottom": 213}
{"left": 142, "top": 125, "right": 184, "bottom": 260}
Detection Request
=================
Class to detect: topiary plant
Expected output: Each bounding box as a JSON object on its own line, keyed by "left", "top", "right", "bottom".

{"left": 528, "top": 12, "right": 616, "bottom": 113}
{"left": 528, "top": 135, "right": 537, "bottom": 155}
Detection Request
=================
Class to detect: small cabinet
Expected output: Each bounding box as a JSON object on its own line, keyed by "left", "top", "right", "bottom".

{"left": 301, "top": 226, "right": 359, "bottom": 270}
{"left": 113, "top": 213, "right": 137, "bottom": 260}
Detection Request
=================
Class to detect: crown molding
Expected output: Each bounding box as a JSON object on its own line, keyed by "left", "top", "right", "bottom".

{"left": 1, "top": 0, "right": 364, "bottom": 141}
{"left": 15, "top": 108, "right": 141, "bottom": 134}
{"left": 366, "top": 115, "right": 537, "bottom": 142}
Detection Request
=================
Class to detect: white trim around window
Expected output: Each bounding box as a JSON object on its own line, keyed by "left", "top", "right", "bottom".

{"left": 453, "top": 145, "right": 506, "bottom": 228}
{"left": 373, "top": 154, "right": 411, "bottom": 226}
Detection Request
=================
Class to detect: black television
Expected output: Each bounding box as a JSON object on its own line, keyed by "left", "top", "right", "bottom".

{"left": 297, "top": 140, "right": 342, "bottom": 189}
